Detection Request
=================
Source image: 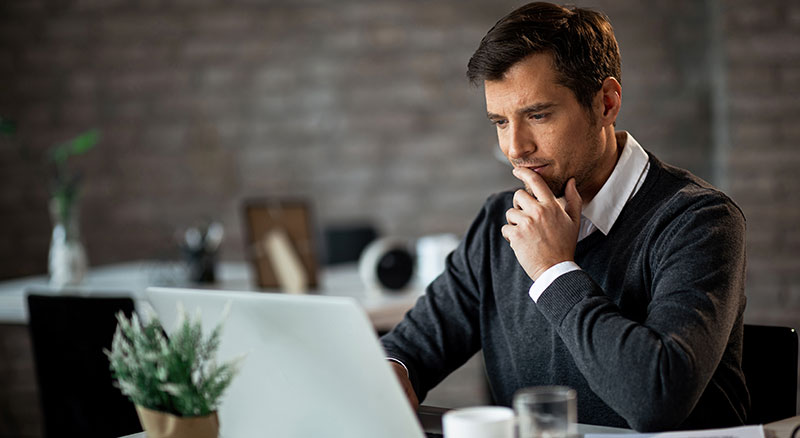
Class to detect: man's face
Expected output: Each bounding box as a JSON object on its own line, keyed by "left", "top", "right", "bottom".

{"left": 485, "top": 53, "right": 610, "bottom": 198}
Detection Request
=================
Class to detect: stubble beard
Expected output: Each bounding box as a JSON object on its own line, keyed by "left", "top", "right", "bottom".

{"left": 522, "top": 175, "right": 567, "bottom": 199}
{"left": 527, "top": 125, "right": 602, "bottom": 199}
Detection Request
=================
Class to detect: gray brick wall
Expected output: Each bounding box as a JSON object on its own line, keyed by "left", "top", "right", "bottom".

{"left": 724, "top": 0, "right": 800, "bottom": 330}
{"left": 0, "top": 0, "right": 797, "bottom": 331}
{"left": 0, "top": 0, "right": 712, "bottom": 274}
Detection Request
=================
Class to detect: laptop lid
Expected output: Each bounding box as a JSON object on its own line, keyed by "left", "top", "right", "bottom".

{"left": 145, "top": 287, "right": 425, "bottom": 438}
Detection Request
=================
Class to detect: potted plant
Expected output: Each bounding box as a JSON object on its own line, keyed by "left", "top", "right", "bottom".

{"left": 105, "top": 305, "right": 241, "bottom": 438}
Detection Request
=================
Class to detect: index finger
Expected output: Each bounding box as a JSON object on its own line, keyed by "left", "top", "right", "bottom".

{"left": 512, "top": 167, "right": 557, "bottom": 204}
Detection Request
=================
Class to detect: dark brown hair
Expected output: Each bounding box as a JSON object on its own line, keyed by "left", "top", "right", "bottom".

{"left": 466, "top": 2, "right": 621, "bottom": 110}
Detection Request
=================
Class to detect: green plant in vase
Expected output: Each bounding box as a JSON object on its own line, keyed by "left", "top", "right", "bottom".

{"left": 49, "top": 129, "right": 99, "bottom": 226}
{"left": 47, "top": 129, "right": 99, "bottom": 287}
{"left": 0, "top": 118, "right": 99, "bottom": 286}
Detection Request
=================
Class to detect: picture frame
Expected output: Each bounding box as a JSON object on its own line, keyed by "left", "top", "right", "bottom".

{"left": 242, "top": 199, "right": 318, "bottom": 291}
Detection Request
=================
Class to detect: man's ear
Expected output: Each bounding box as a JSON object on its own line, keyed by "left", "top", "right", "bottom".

{"left": 597, "top": 77, "right": 621, "bottom": 126}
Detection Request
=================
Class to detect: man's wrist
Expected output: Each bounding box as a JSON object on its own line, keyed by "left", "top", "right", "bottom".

{"left": 528, "top": 261, "right": 581, "bottom": 302}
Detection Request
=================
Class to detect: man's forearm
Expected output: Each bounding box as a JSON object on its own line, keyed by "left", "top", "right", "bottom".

{"left": 535, "top": 200, "right": 746, "bottom": 431}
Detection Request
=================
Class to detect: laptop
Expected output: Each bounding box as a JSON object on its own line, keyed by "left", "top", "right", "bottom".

{"left": 146, "top": 287, "right": 427, "bottom": 438}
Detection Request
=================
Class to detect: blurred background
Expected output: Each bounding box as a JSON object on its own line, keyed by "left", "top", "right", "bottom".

{"left": 3, "top": 0, "right": 800, "bottom": 332}
{"left": 0, "top": 0, "right": 798, "bottom": 431}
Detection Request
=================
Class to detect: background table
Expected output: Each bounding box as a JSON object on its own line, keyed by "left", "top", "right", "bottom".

{"left": 0, "top": 260, "right": 423, "bottom": 331}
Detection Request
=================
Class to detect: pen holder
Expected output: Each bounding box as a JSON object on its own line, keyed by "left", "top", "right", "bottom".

{"left": 182, "top": 247, "right": 217, "bottom": 284}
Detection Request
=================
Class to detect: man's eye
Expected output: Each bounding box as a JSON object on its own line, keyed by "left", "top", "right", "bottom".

{"left": 529, "top": 113, "right": 548, "bottom": 121}
{"left": 492, "top": 119, "right": 508, "bottom": 128}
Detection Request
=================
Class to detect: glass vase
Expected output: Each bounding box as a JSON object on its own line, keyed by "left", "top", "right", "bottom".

{"left": 48, "top": 197, "right": 88, "bottom": 287}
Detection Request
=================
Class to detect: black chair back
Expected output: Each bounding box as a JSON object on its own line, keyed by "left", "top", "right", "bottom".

{"left": 742, "top": 324, "right": 798, "bottom": 424}
{"left": 26, "top": 294, "right": 142, "bottom": 438}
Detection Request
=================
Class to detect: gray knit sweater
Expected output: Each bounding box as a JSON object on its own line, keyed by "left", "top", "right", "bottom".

{"left": 380, "top": 153, "right": 749, "bottom": 431}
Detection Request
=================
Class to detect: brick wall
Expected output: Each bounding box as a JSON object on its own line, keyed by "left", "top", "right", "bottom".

{"left": 0, "top": 0, "right": 717, "bottom": 277}
{"left": 0, "top": 1, "right": 798, "bottom": 328}
{"left": 723, "top": 0, "right": 800, "bottom": 330}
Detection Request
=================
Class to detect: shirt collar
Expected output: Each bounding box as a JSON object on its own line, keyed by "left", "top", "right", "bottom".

{"left": 581, "top": 132, "right": 649, "bottom": 235}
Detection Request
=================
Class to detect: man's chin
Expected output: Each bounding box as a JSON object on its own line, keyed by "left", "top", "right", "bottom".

{"left": 524, "top": 179, "right": 566, "bottom": 199}
{"left": 548, "top": 179, "right": 566, "bottom": 198}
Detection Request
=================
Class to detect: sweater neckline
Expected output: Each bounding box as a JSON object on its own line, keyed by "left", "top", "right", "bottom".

{"left": 576, "top": 151, "right": 662, "bottom": 252}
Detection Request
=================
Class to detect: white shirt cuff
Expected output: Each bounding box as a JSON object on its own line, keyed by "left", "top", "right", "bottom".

{"left": 387, "top": 358, "right": 410, "bottom": 379}
{"left": 528, "top": 261, "right": 582, "bottom": 303}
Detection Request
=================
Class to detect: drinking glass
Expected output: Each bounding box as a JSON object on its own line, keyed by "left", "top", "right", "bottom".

{"left": 513, "top": 386, "right": 577, "bottom": 438}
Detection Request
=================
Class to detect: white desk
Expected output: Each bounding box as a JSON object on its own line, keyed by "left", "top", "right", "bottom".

{"left": 115, "top": 415, "right": 800, "bottom": 438}
{"left": 0, "top": 260, "right": 423, "bottom": 332}
{"left": 117, "top": 421, "right": 635, "bottom": 438}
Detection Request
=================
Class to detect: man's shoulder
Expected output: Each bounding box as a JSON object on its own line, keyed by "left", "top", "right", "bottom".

{"left": 461, "top": 190, "right": 519, "bottom": 236}
{"left": 651, "top": 155, "right": 713, "bottom": 192}
{"left": 646, "top": 155, "right": 745, "bottom": 223}
{"left": 482, "top": 189, "right": 516, "bottom": 212}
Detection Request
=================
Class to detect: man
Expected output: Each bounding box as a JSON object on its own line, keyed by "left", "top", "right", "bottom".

{"left": 380, "top": 2, "right": 749, "bottom": 432}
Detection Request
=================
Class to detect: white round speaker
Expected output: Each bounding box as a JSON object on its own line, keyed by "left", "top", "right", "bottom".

{"left": 359, "top": 237, "right": 415, "bottom": 293}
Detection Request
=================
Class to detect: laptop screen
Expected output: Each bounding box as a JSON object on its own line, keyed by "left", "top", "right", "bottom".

{"left": 146, "top": 287, "right": 425, "bottom": 438}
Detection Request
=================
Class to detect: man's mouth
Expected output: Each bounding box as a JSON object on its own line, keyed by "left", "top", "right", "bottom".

{"left": 517, "top": 164, "right": 548, "bottom": 174}
{"left": 511, "top": 158, "right": 551, "bottom": 172}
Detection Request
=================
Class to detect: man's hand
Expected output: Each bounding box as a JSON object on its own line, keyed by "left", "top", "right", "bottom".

{"left": 501, "top": 168, "right": 582, "bottom": 281}
{"left": 389, "top": 361, "right": 420, "bottom": 411}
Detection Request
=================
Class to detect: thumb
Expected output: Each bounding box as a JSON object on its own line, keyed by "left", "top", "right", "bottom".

{"left": 565, "top": 178, "right": 582, "bottom": 223}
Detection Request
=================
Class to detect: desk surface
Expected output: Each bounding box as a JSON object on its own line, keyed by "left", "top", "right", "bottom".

{"left": 117, "top": 413, "right": 800, "bottom": 438}
{"left": 0, "top": 260, "right": 423, "bottom": 331}
{"left": 117, "top": 406, "right": 636, "bottom": 438}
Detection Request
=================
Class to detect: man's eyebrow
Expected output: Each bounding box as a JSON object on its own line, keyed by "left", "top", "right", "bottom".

{"left": 486, "top": 102, "right": 556, "bottom": 120}
{"left": 517, "top": 102, "right": 556, "bottom": 115}
{"left": 486, "top": 111, "right": 505, "bottom": 120}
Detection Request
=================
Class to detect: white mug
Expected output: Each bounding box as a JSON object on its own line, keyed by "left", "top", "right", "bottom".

{"left": 443, "top": 406, "right": 515, "bottom": 438}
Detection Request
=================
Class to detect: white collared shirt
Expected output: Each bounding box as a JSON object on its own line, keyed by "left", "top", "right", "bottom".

{"left": 528, "top": 132, "right": 650, "bottom": 302}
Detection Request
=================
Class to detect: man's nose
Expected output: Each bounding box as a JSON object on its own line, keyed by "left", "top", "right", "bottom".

{"left": 506, "top": 123, "right": 536, "bottom": 160}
